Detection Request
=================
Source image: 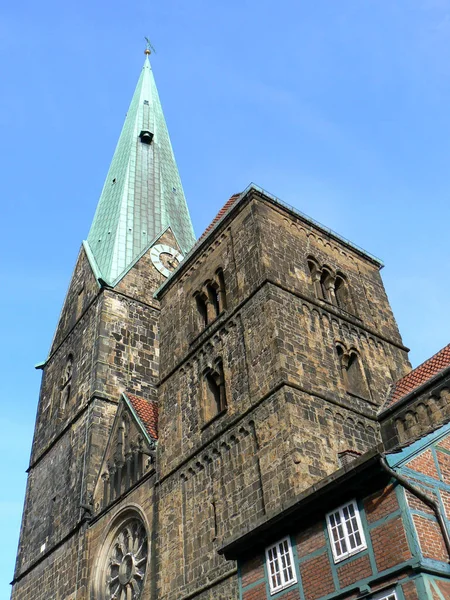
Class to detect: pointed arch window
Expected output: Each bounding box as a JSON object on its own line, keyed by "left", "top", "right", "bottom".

{"left": 203, "top": 359, "right": 227, "bottom": 424}
{"left": 195, "top": 292, "right": 208, "bottom": 328}
{"left": 335, "top": 274, "right": 354, "bottom": 314}
{"left": 60, "top": 354, "right": 73, "bottom": 413}
{"left": 336, "top": 346, "right": 369, "bottom": 399}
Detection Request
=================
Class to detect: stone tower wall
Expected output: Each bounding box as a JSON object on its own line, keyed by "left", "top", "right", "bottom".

{"left": 255, "top": 198, "right": 405, "bottom": 345}
{"left": 155, "top": 193, "right": 411, "bottom": 599}
{"left": 11, "top": 240, "right": 169, "bottom": 598}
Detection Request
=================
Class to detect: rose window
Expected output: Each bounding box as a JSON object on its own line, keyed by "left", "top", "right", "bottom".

{"left": 104, "top": 518, "right": 148, "bottom": 600}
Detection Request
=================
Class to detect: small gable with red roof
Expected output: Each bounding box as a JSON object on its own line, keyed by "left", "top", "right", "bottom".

{"left": 384, "top": 343, "right": 450, "bottom": 411}
{"left": 91, "top": 393, "right": 158, "bottom": 514}
{"left": 127, "top": 393, "right": 158, "bottom": 440}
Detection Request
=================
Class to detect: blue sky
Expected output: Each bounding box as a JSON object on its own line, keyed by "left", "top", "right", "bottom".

{"left": 2, "top": 0, "right": 450, "bottom": 595}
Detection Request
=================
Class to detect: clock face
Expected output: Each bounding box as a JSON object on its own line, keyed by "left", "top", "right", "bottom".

{"left": 150, "top": 244, "right": 184, "bottom": 277}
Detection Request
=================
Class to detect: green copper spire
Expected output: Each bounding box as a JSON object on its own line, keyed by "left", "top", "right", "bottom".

{"left": 86, "top": 55, "right": 196, "bottom": 285}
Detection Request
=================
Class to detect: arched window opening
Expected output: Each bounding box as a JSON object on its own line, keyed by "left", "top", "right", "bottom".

{"left": 308, "top": 258, "right": 323, "bottom": 299}
{"left": 203, "top": 360, "right": 227, "bottom": 423}
{"left": 336, "top": 346, "right": 369, "bottom": 399}
{"left": 347, "top": 352, "right": 369, "bottom": 399}
{"left": 320, "top": 269, "right": 333, "bottom": 302}
{"left": 216, "top": 269, "right": 227, "bottom": 312}
{"left": 335, "top": 275, "right": 354, "bottom": 314}
{"left": 405, "top": 411, "right": 421, "bottom": 438}
{"left": 206, "top": 282, "right": 220, "bottom": 319}
{"left": 395, "top": 418, "right": 406, "bottom": 443}
{"left": 195, "top": 293, "right": 208, "bottom": 328}
{"left": 336, "top": 344, "right": 346, "bottom": 372}
{"left": 60, "top": 354, "right": 73, "bottom": 413}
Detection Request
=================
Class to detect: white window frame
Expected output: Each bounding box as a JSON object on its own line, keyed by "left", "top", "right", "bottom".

{"left": 372, "top": 590, "right": 397, "bottom": 600}
{"left": 326, "top": 499, "right": 367, "bottom": 563}
{"left": 265, "top": 536, "right": 297, "bottom": 595}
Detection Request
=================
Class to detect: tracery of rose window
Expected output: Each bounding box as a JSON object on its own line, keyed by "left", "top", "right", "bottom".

{"left": 104, "top": 518, "right": 148, "bottom": 600}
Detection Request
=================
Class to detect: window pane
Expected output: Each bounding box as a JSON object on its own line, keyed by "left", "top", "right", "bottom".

{"left": 267, "top": 545, "right": 282, "bottom": 589}
{"left": 343, "top": 503, "right": 363, "bottom": 550}
{"left": 329, "top": 511, "right": 348, "bottom": 556}
{"left": 278, "top": 539, "right": 294, "bottom": 584}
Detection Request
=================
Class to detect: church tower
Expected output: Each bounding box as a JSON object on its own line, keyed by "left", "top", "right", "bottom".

{"left": 12, "top": 48, "right": 413, "bottom": 600}
{"left": 11, "top": 49, "right": 195, "bottom": 600}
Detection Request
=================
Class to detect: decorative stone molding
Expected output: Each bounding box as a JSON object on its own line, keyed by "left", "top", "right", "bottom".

{"left": 394, "top": 387, "right": 450, "bottom": 444}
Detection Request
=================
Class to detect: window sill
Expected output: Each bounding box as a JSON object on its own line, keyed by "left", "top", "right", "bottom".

{"left": 269, "top": 580, "right": 297, "bottom": 596}
{"left": 317, "top": 297, "right": 360, "bottom": 321}
{"left": 201, "top": 408, "right": 227, "bottom": 431}
{"left": 346, "top": 390, "right": 371, "bottom": 402}
{"left": 189, "top": 310, "right": 226, "bottom": 346}
{"left": 332, "top": 545, "right": 367, "bottom": 564}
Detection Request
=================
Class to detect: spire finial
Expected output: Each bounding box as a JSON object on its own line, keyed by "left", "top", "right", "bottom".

{"left": 144, "top": 37, "right": 156, "bottom": 56}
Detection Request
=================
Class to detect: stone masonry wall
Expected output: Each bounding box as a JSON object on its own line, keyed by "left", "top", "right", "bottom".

{"left": 254, "top": 197, "right": 406, "bottom": 351}
{"left": 14, "top": 396, "right": 117, "bottom": 581}
{"left": 92, "top": 289, "right": 160, "bottom": 403}
{"left": 50, "top": 246, "right": 100, "bottom": 354}
{"left": 265, "top": 283, "right": 403, "bottom": 410}
{"left": 155, "top": 193, "right": 412, "bottom": 599}
{"left": 285, "top": 387, "right": 379, "bottom": 492}
{"left": 157, "top": 390, "right": 295, "bottom": 600}
{"left": 158, "top": 200, "right": 265, "bottom": 378}
{"left": 11, "top": 527, "right": 89, "bottom": 600}
{"left": 12, "top": 242, "right": 166, "bottom": 596}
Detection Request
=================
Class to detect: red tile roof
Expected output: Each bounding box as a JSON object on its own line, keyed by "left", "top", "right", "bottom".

{"left": 127, "top": 394, "right": 158, "bottom": 439}
{"left": 200, "top": 193, "right": 242, "bottom": 240}
{"left": 385, "top": 343, "right": 450, "bottom": 410}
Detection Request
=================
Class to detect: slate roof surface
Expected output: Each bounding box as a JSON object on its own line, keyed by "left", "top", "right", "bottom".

{"left": 384, "top": 343, "right": 450, "bottom": 410}
{"left": 127, "top": 394, "right": 158, "bottom": 439}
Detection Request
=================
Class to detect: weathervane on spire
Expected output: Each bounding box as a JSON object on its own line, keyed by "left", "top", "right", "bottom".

{"left": 144, "top": 37, "right": 156, "bottom": 56}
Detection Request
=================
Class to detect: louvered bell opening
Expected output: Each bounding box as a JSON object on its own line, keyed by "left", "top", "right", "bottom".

{"left": 139, "top": 130, "right": 154, "bottom": 145}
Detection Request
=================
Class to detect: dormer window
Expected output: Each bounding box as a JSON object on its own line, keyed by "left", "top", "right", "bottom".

{"left": 139, "top": 130, "right": 154, "bottom": 145}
